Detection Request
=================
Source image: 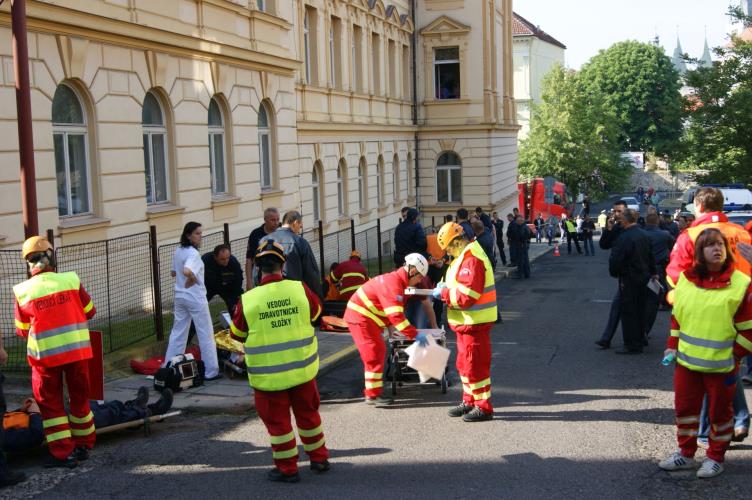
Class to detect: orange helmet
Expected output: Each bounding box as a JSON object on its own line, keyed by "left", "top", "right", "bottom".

{"left": 21, "top": 236, "right": 53, "bottom": 260}
{"left": 437, "top": 222, "right": 465, "bottom": 250}
{"left": 350, "top": 250, "right": 361, "bottom": 259}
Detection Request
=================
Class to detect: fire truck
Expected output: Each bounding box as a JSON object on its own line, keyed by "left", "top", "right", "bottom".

{"left": 517, "top": 177, "right": 574, "bottom": 221}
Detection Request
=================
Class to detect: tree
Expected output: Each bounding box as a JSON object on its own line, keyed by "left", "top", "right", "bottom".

{"left": 676, "top": 8, "right": 752, "bottom": 184}
{"left": 519, "top": 64, "right": 630, "bottom": 199}
{"left": 580, "top": 40, "right": 683, "bottom": 156}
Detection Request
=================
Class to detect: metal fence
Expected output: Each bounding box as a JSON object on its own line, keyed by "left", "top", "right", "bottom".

{"left": 0, "top": 217, "right": 402, "bottom": 371}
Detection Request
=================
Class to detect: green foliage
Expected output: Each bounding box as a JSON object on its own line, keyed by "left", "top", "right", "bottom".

{"left": 675, "top": 8, "right": 752, "bottom": 184}
{"left": 519, "top": 64, "right": 630, "bottom": 199}
{"left": 580, "top": 40, "right": 683, "bottom": 156}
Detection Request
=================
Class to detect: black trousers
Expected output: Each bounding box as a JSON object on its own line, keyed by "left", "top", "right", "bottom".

{"left": 496, "top": 240, "right": 507, "bottom": 266}
{"left": 620, "top": 280, "right": 647, "bottom": 352}
{"left": 566, "top": 232, "right": 582, "bottom": 254}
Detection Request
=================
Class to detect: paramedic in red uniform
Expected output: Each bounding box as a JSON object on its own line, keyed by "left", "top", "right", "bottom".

{"left": 330, "top": 250, "right": 369, "bottom": 301}
{"left": 13, "top": 236, "right": 96, "bottom": 468}
{"left": 344, "top": 253, "right": 430, "bottom": 406}
{"left": 230, "top": 240, "right": 328, "bottom": 483}
{"left": 433, "top": 222, "right": 497, "bottom": 422}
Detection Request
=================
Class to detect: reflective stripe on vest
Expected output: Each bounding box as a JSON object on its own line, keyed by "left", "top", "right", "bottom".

{"left": 445, "top": 241, "right": 497, "bottom": 326}
{"left": 241, "top": 280, "right": 318, "bottom": 391}
{"left": 346, "top": 287, "right": 388, "bottom": 326}
{"left": 673, "top": 270, "right": 750, "bottom": 373}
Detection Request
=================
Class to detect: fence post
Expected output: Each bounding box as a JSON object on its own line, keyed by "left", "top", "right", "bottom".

{"left": 350, "top": 219, "right": 356, "bottom": 251}
{"left": 318, "top": 219, "right": 325, "bottom": 285}
{"left": 223, "top": 223, "right": 230, "bottom": 246}
{"left": 376, "top": 218, "right": 383, "bottom": 275}
{"left": 431, "top": 216, "right": 435, "bottom": 231}
{"left": 149, "top": 225, "right": 164, "bottom": 341}
{"left": 46, "top": 228, "right": 53, "bottom": 245}
{"left": 104, "top": 239, "right": 113, "bottom": 352}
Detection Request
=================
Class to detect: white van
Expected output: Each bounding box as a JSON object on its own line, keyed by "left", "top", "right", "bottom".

{"left": 682, "top": 185, "right": 752, "bottom": 213}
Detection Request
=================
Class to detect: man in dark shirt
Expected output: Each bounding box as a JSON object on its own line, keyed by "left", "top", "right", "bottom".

{"left": 245, "top": 208, "right": 279, "bottom": 289}
{"left": 608, "top": 209, "right": 656, "bottom": 354}
{"left": 596, "top": 200, "right": 627, "bottom": 349}
{"left": 533, "top": 213, "right": 545, "bottom": 243}
{"left": 394, "top": 208, "right": 427, "bottom": 267}
{"left": 491, "top": 211, "right": 507, "bottom": 266}
{"left": 203, "top": 244, "right": 244, "bottom": 313}
{"left": 506, "top": 213, "right": 518, "bottom": 267}
{"left": 475, "top": 207, "right": 493, "bottom": 232}
{"left": 456, "top": 208, "right": 474, "bottom": 240}
{"left": 512, "top": 215, "right": 532, "bottom": 279}
{"left": 472, "top": 220, "right": 496, "bottom": 269}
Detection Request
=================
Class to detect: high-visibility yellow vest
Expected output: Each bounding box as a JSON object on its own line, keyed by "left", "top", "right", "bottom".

{"left": 445, "top": 240, "right": 497, "bottom": 326}
{"left": 240, "top": 280, "right": 318, "bottom": 391}
{"left": 564, "top": 219, "right": 576, "bottom": 233}
{"left": 672, "top": 269, "right": 751, "bottom": 373}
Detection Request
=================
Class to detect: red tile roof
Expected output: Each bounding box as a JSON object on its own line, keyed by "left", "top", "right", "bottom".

{"left": 513, "top": 12, "right": 566, "bottom": 50}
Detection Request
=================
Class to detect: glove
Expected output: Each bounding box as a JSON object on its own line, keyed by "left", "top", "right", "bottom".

{"left": 414, "top": 332, "right": 429, "bottom": 347}
{"left": 432, "top": 282, "right": 447, "bottom": 300}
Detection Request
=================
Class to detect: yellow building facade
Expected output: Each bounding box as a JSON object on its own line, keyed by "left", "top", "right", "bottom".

{"left": 0, "top": 0, "right": 517, "bottom": 248}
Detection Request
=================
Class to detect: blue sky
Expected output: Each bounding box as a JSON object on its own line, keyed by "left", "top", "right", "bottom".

{"left": 514, "top": 0, "right": 737, "bottom": 69}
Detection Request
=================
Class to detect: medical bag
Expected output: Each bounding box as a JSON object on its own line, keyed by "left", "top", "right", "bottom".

{"left": 154, "top": 353, "right": 205, "bottom": 392}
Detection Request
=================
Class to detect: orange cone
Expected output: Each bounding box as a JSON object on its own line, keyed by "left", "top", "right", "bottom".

{"left": 553, "top": 243, "right": 560, "bottom": 257}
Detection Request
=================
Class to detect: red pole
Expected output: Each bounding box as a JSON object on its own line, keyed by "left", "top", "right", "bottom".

{"left": 11, "top": 0, "right": 39, "bottom": 238}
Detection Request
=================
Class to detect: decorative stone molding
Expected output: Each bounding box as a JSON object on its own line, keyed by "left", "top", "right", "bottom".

{"left": 56, "top": 35, "right": 90, "bottom": 81}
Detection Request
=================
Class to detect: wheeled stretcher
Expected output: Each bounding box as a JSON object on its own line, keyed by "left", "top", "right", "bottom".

{"left": 385, "top": 328, "right": 449, "bottom": 395}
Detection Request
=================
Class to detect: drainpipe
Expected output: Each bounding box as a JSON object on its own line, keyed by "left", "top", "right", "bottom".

{"left": 9, "top": 0, "right": 39, "bottom": 238}
{"left": 411, "top": 0, "right": 419, "bottom": 213}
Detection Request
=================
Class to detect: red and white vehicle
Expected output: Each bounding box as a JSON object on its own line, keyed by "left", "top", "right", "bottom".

{"left": 518, "top": 177, "right": 574, "bottom": 222}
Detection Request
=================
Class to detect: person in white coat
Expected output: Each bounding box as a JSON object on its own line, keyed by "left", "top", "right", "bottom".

{"left": 163, "top": 222, "right": 220, "bottom": 380}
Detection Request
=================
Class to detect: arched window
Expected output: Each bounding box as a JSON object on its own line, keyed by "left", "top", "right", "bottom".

{"left": 52, "top": 84, "right": 91, "bottom": 216}
{"left": 406, "top": 151, "right": 413, "bottom": 199}
{"left": 208, "top": 98, "right": 227, "bottom": 195}
{"left": 357, "top": 157, "right": 367, "bottom": 211}
{"left": 436, "top": 151, "right": 462, "bottom": 203}
{"left": 142, "top": 92, "right": 169, "bottom": 204}
{"left": 337, "top": 159, "right": 348, "bottom": 216}
{"left": 258, "top": 101, "right": 274, "bottom": 190}
{"left": 312, "top": 162, "right": 324, "bottom": 222}
{"left": 376, "top": 156, "right": 385, "bottom": 205}
{"left": 392, "top": 154, "right": 400, "bottom": 202}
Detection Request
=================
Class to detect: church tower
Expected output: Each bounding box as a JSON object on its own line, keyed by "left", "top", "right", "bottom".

{"left": 671, "top": 37, "right": 687, "bottom": 75}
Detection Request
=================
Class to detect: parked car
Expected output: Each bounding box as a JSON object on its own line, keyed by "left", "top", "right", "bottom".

{"left": 621, "top": 197, "right": 640, "bottom": 211}
{"left": 726, "top": 211, "right": 752, "bottom": 228}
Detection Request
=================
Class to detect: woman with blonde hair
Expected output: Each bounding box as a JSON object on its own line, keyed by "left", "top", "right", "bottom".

{"left": 660, "top": 228, "right": 752, "bottom": 478}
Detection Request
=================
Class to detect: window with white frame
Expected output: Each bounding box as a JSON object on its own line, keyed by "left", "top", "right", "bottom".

{"left": 436, "top": 152, "right": 462, "bottom": 203}
{"left": 357, "top": 158, "right": 367, "bottom": 210}
{"left": 142, "top": 92, "right": 169, "bottom": 204}
{"left": 312, "top": 164, "right": 323, "bottom": 222}
{"left": 208, "top": 98, "right": 227, "bottom": 196}
{"left": 337, "top": 160, "right": 347, "bottom": 216}
{"left": 52, "top": 84, "right": 91, "bottom": 217}
{"left": 434, "top": 47, "right": 460, "bottom": 100}
{"left": 392, "top": 154, "right": 400, "bottom": 202}
{"left": 258, "top": 102, "right": 274, "bottom": 190}
{"left": 352, "top": 24, "right": 362, "bottom": 92}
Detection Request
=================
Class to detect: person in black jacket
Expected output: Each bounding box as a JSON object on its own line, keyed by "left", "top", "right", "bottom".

{"left": 643, "top": 213, "right": 675, "bottom": 333}
{"left": 608, "top": 209, "right": 656, "bottom": 354}
{"left": 511, "top": 215, "right": 532, "bottom": 279}
{"left": 393, "top": 208, "right": 427, "bottom": 267}
{"left": 506, "top": 213, "right": 518, "bottom": 267}
{"left": 472, "top": 220, "right": 496, "bottom": 269}
{"left": 595, "top": 200, "right": 627, "bottom": 349}
{"left": 491, "top": 212, "right": 507, "bottom": 266}
{"left": 203, "top": 244, "right": 244, "bottom": 313}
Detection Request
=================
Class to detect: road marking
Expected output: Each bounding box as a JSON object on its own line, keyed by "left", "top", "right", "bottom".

{"left": 320, "top": 344, "right": 358, "bottom": 367}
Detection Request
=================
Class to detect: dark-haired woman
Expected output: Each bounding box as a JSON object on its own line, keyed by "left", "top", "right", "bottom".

{"left": 163, "top": 222, "right": 220, "bottom": 380}
{"left": 659, "top": 229, "right": 752, "bottom": 478}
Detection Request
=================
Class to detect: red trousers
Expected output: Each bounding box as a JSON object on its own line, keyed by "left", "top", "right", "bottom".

{"left": 454, "top": 325, "right": 493, "bottom": 413}
{"left": 31, "top": 360, "right": 95, "bottom": 460}
{"left": 254, "top": 379, "right": 329, "bottom": 475}
{"left": 348, "top": 319, "right": 386, "bottom": 398}
{"left": 674, "top": 364, "right": 736, "bottom": 462}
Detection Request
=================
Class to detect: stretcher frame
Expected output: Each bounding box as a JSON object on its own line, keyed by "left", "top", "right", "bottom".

{"left": 95, "top": 410, "right": 182, "bottom": 437}
{"left": 385, "top": 330, "right": 449, "bottom": 396}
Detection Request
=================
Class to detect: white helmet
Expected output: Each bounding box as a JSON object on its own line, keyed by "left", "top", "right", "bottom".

{"left": 404, "top": 253, "right": 429, "bottom": 277}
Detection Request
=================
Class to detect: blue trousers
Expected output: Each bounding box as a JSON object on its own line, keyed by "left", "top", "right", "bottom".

{"left": 405, "top": 299, "right": 431, "bottom": 329}
{"left": 699, "top": 372, "right": 750, "bottom": 437}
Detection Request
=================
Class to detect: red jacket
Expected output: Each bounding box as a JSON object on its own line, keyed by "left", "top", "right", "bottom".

{"left": 14, "top": 269, "right": 96, "bottom": 368}
{"left": 230, "top": 274, "right": 322, "bottom": 341}
{"left": 330, "top": 257, "right": 369, "bottom": 300}
{"left": 439, "top": 251, "right": 492, "bottom": 334}
{"left": 666, "top": 266, "right": 752, "bottom": 359}
{"left": 666, "top": 212, "right": 752, "bottom": 287}
{"left": 343, "top": 268, "right": 417, "bottom": 339}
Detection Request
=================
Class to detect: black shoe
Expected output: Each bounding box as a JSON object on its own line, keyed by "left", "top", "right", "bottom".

{"left": 44, "top": 453, "right": 77, "bottom": 469}
{"left": 462, "top": 407, "right": 493, "bottom": 422}
{"left": 0, "top": 470, "right": 26, "bottom": 488}
{"left": 148, "top": 388, "right": 174, "bottom": 415}
{"left": 205, "top": 373, "right": 223, "bottom": 381}
{"left": 310, "top": 460, "right": 330, "bottom": 473}
{"left": 447, "top": 402, "right": 473, "bottom": 417}
{"left": 365, "top": 395, "right": 394, "bottom": 406}
{"left": 595, "top": 340, "right": 610, "bottom": 350}
{"left": 615, "top": 348, "right": 642, "bottom": 355}
{"left": 267, "top": 468, "right": 300, "bottom": 483}
{"left": 74, "top": 447, "right": 90, "bottom": 461}
{"left": 134, "top": 386, "right": 149, "bottom": 409}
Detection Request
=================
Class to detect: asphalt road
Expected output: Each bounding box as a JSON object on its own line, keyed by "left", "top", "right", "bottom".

{"left": 3, "top": 246, "right": 752, "bottom": 499}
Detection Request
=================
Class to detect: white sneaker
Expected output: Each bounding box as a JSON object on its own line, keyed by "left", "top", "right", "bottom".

{"left": 659, "top": 451, "right": 696, "bottom": 471}
{"left": 696, "top": 459, "right": 724, "bottom": 479}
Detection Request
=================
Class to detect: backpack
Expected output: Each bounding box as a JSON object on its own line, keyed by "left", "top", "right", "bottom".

{"left": 154, "top": 353, "right": 205, "bottom": 392}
